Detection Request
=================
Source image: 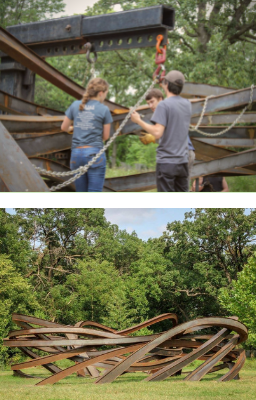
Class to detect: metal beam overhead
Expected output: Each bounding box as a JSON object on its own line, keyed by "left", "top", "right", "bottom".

{"left": 0, "top": 27, "right": 127, "bottom": 111}
{"left": 2, "top": 6, "right": 174, "bottom": 57}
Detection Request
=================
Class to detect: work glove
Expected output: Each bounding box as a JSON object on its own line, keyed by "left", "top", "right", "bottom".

{"left": 139, "top": 132, "right": 156, "bottom": 145}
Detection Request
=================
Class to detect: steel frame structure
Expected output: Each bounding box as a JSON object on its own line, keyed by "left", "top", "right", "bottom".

{"left": 0, "top": 6, "right": 256, "bottom": 192}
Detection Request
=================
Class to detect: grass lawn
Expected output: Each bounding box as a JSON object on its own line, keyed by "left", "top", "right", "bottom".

{"left": 0, "top": 359, "right": 256, "bottom": 400}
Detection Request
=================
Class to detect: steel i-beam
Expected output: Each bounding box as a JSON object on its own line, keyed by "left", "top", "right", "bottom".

{"left": 2, "top": 6, "right": 174, "bottom": 57}
{"left": 0, "top": 121, "right": 49, "bottom": 191}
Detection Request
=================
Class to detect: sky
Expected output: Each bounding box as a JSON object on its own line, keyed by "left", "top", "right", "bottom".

{"left": 55, "top": 0, "right": 103, "bottom": 17}
{"left": 104, "top": 208, "right": 191, "bottom": 240}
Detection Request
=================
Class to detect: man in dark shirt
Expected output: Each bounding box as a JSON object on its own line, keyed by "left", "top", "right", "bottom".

{"left": 131, "top": 70, "right": 191, "bottom": 192}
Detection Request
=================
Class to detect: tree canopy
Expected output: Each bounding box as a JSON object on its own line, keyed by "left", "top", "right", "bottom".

{"left": 0, "top": 0, "right": 65, "bottom": 28}
{"left": 1, "top": 208, "right": 256, "bottom": 365}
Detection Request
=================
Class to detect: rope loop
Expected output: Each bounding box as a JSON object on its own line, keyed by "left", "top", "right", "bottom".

{"left": 190, "top": 84, "right": 255, "bottom": 137}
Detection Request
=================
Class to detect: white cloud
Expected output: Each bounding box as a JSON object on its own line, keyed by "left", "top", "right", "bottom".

{"left": 104, "top": 208, "right": 156, "bottom": 226}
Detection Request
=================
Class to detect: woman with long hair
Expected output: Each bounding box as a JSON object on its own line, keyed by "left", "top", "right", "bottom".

{"left": 61, "top": 78, "right": 112, "bottom": 192}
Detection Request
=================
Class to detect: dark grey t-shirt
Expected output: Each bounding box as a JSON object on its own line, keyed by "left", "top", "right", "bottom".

{"left": 151, "top": 96, "right": 191, "bottom": 164}
{"left": 65, "top": 99, "right": 113, "bottom": 149}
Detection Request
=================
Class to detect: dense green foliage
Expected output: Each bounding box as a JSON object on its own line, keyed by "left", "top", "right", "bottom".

{"left": 1, "top": 208, "right": 256, "bottom": 365}
{"left": 0, "top": 0, "right": 65, "bottom": 28}
{"left": 219, "top": 251, "right": 256, "bottom": 347}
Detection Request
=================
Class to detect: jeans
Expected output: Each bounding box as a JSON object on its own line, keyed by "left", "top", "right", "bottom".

{"left": 70, "top": 147, "right": 106, "bottom": 192}
{"left": 156, "top": 163, "right": 189, "bottom": 192}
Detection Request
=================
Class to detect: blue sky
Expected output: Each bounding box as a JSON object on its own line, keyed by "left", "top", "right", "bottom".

{"left": 104, "top": 208, "right": 191, "bottom": 240}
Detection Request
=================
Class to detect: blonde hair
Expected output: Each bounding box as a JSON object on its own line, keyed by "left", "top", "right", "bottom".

{"left": 79, "top": 78, "right": 109, "bottom": 111}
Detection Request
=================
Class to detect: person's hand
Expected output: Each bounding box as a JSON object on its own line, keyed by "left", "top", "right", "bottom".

{"left": 131, "top": 111, "right": 141, "bottom": 124}
{"left": 68, "top": 126, "right": 74, "bottom": 134}
{"left": 140, "top": 133, "right": 155, "bottom": 145}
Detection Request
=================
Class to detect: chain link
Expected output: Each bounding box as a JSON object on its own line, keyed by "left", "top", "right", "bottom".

{"left": 34, "top": 79, "right": 157, "bottom": 191}
{"left": 190, "top": 84, "right": 255, "bottom": 137}
{"left": 90, "top": 63, "right": 96, "bottom": 79}
{"left": 82, "top": 61, "right": 96, "bottom": 87}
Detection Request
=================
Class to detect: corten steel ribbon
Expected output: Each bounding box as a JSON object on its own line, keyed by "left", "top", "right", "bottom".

{"left": 3, "top": 313, "right": 247, "bottom": 386}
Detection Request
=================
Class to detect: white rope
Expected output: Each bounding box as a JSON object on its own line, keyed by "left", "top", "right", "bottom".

{"left": 34, "top": 79, "right": 157, "bottom": 191}
{"left": 190, "top": 84, "right": 255, "bottom": 137}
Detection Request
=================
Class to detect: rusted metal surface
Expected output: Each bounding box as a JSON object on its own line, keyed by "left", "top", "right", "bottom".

{"left": 191, "top": 112, "right": 256, "bottom": 125}
{"left": 29, "top": 157, "right": 75, "bottom": 191}
{"left": 195, "top": 138, "right": 256, "bottom": 148}
{"left": 191, "top": 148, "right": 256, "bottom": 178}
{"left": 4, "top": 313, "right": 247, "bottom": 385}
{"left": 0, "top": 115, "right": 64, "bottom": 132}
{"left": 0, "top": 27, "right": 127, "bottom": 111}
{"left": 13, "top": 132, "right": 71, "bottom": 157}
{"left": 31, "top": 158, "right": 156, "bottom": 192}
{"left": 0, "top": 88, "right": 63, "bottom": 115}
{"left": 0, "top": 122, "right": 49, "bottom": 191}
{"left": 190, "top": 87, "right": 256, "bottom": 117}
{"left": 190, "top": 126, "right": 256, "bottom": 140}
{"left": 104, "top": 171, "right": 156, "bottom": 192}
{"left": 183, "top": 82, "right": 235, "bottom": 97}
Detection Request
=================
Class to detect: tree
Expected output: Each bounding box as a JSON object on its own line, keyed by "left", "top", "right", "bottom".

{"left": 14, "top": 208, "right": 109, "bottom": 285}
{"left": 159, "top": 208, "right": 256, "bottom": 320}
{"left": 0, "top": 255, "right": 41, "bottom": 364}
{"left": 0, "top": 0, "right": 65, "bottom": 28}
{"left": 83, "top": 0, "right": 256, "bottom": 88}
{"left": 219, "top": 251, "right": 256, "bottom": 348}
{"left": 13, "top": 209, "right": 144, "bottom": 325}
{"left": 0, "top": 209, "right": 32, "bottom": 274}
{"left": 60, "top": 259, "right": 129, "bottom": 327}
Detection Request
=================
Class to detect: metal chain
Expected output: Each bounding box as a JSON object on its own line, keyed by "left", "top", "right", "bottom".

{"left": 82, "top": 61, "right": 96, "bottom": 87}
{"left": 34, "top": 79, "right": 157, "bottom": 191}
{"left": 90, "top": 62, "right": 96, "bottom": 79}
{"left": 190, "top": 84, "right": 255, "bottom": 137}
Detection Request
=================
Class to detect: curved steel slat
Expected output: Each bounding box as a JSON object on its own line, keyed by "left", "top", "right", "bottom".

{"left": 5, "top": 313, "right": 248, "bottom": 386}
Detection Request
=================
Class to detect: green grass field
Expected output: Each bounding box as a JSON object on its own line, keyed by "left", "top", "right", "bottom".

{"left": 1, "top": 359, "right": 256, "bottom": 400}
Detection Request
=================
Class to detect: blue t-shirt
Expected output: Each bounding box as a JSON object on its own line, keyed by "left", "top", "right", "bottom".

{"left": 65, "top": 99, "right": 113, "bottom": 149}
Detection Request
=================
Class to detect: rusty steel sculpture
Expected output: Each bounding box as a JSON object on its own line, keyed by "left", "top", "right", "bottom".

{"left": 4, "top": 313, "right": 248, "bottom": 385}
